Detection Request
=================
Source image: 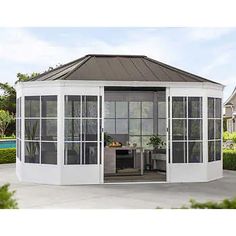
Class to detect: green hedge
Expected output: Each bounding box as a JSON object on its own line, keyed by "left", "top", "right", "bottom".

{"left": 223, "top": 149, "right": 236, "bottom": 170}
{"left": 0, "top": 148, "right": 16, "bottom": 164}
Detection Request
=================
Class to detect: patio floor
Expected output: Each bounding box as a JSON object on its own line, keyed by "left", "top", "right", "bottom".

{"left": 1, "top": 164, "right": 236, "bottom": 209}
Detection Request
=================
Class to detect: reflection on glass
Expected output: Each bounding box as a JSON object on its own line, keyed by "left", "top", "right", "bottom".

{"left": 172, "top": 119, "right": 187, "bottom": 140}
{"left": 129, "top": 102, "right": 141, "bottom": 118}
{"left": 41, "top": 142, "right": 57, "bottom": 164}
{"left": 25, "top": 96, "right": 40, "bottom": 117}
{"left": 105, "top": 102, "right": 115, "bottom": 118}
{"left": 65, "top": 119, "right": 80, "bottom": 141}
{"left": 142, "top": 136, "right": 152, "bottom": 149}
{"left": 116, "top": 119, "right": 128, "bottom": 134}
{"left": 65, "top": 96, "right": 80, "bottom": 117}
{"left": 188, "top": 97, "right": 202, "bottom": 118}
{"left": 188, "top": 120, "right": 202, "bottom": 140}
{"left": 172, "top": 97, "right": 186, "bottom": 118}
{"left": 142, "top": 102, "right": 153, "bottom": 118}
{"left": 172, "top": 142, "right": 186, "bottom": 163}
{"left": 42, "top": 96, "right": 57, "bottom": 117}
{"left": 82, "top": 142, "right": 97, "bottom": 164}
{"left": 82, "top": 96, "right": 97, "bottom": 117}
{"left": 142, "top": 119, "right": 153, "bottom": 135}
{"left": 64, "top": 142, "right": 80, "bottom": 164}
{"left": 41, "top": 119, "right": 57, "bottom": 141}
{"left": 189, "top": 142, "right": 202, "bottom": 163}
{"left": 25, "top": 119, "right": 40, "bottom": 140}
{"left": 129, "top": 119, "right": 141, "bottom": 135}
{"left": 25, "top": 142, "right": 40, "bottom": 163}
{"left": 116, "top": 102, "right": 128, "bottom": 118}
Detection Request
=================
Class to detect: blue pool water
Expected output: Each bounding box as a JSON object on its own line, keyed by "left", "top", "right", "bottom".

{"left": 0, "top": 140, "right": 16, "bottom": 149}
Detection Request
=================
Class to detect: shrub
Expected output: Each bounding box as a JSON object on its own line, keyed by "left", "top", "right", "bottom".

{"left": 183, "top": 198, "right": 236, "bottom": 209}
{"left": 223, "top": 131, "right": 232, "bottom": 142}
{"left": 0, "top": 183, "right": 18, "bottom": 209}
{"left": 0, "top": 148, "right": 16, "bottom": 164}
{"left": 223, "top": 149, "right": 236, "bottom": 170}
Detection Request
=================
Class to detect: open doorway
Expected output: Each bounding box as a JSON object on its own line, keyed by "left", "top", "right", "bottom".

{"left": 103, "top": 87, "right": 167, "bottom": 183}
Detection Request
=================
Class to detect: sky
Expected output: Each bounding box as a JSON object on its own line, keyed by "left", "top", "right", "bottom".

{"left": 0, "top": 27, "right": 235, "bottom": 101}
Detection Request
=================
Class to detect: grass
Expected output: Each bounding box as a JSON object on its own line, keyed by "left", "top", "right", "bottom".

{"left": 0, "top": 148, "right": 16, "bottom": 164}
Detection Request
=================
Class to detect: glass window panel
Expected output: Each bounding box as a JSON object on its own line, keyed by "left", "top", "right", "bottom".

{"left": 64, "top": 142, "right": 81, "bottom": 164}
{"left": 188, "top": 120, "right": 202, "bottom": 140}
{"left": 129, "top": 102, "right": 141, "bottom": 118}
{"left": 158, "top": 101, "right": 166, "bottom": 118}
{"left": 41, "top": 96, "right": 57, "bottom": 117}
{"left": 142, "top": 102, "right": 153, "bottom": 118}
{"left": 82, "top": 142, "right": 97, "bottom": 164}
{"left": 82, "top": 96, "right": 97, "bottom": 117}
{"left": 116, "top": 102, "right": 128, "bottom": 118}
{"left": 16, "top": 119, "right": 21, "bottom": 139}
{"left": 82, "top": 119, "right": 97, "bottom": 141}
{"left": 142, "top": 136, "right": 152, "bottom": 149}
{"left": 188, "top": 97, "right": 202, "bottom": 118}
{"left": 105, "top": 102, "right": 115, "bottom": 118}
{"left": 25, "top": 96, "right": 40, "bottom": 117}
{"left": 25, "top": 119, "right": 40, "bottom": 140}
{"left": 41, "top": 119, "right": 57, "bottom": 141}
{"left": 208, "top": 119, "right": 214, "bottom": 140}
{"left": 129, "top": 136, "right": 141, "bottom": 148}
{"left": 158, "top": 119, "right": 166, "bottom": 136}
{"left": 172, "top": 119, "right": 187, "bottom": 140}
{"left": 215, "top": 98, "right": 222, "bottom": 118}
{"left": 172, "top": 142, "right": 186, "bottom": 163}
{"left": 215, "top": 141, "right": 221, "bottom": 161}
{"left": 25, "top": 142, "right": 40, "bottom": 163}
{"left": 116, "top": 119, "right": 128, "bottom": 134}
{"left": 129, "top": 119, "right": 141, "bottom": 135}
{"left": 41, "top": 142, "right": 57, "bottom": 164}
{"left": 208, "top": 141, "right": 215, "bottom": 162}
{"left": 142, "top": 119, "right": 153, "bottom": 135}
{"left": 65, "top": 119, "right": 80, "bottom": 141}
{"left": 172, "top": 97, "right": 186, "bottom": 118}
{"left": 208, "top": 98, "right": 214, "bottom": 118}
{"left": 215, "top": 119, "right": 221, "bottom": 139}
{"left": 189, "top": 142, "right": 202, "bottom": 163}
{"left": 104, "top": 119, "right": 115, "bottom": 134}
{"left": 65, "top": 96, "right": 80, "bottom": 117}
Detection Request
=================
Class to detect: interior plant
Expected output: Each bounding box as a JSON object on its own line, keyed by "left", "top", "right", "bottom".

{"left": 147, "top": 135, "right": 165, "bottom": 152}
{"left": 104, "top": 132, "right": 113, "bottom": 147}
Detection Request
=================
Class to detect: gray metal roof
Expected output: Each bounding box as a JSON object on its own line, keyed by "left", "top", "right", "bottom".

{"left": 28, "top": 54, "right": 221, "bottom": 84}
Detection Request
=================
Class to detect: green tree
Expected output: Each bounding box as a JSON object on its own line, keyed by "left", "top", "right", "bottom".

{"left": 16, "top": 72, "right": 40, "bottom": 83}
{"left": 0, "top": 184, "right": 18, "bottom": 209}
{"left": 0, "top": 83, "right": 16, "bottom": 114}
{"left": 0, "top": 110, "right": 14, "bottom": 138}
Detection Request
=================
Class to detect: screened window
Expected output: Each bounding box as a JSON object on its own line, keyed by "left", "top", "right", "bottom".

{"left": 208, "top": 98, "right": 222, "bottom": 162}
{"left": 64, "top": 95, "right": 100, "bottom": 165}
{"left": 171, "top": 97, "right": 203, "bottom": 163}
{"left": 24, "top": 96, "right": 57, "bottom": 164}
{"left": 16, "top": 97, "right": 21, "bottom": 160}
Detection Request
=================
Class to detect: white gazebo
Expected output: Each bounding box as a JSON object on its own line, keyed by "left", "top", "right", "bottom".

{"left": 15, "top": 54, "right": 224, "bottom": 185}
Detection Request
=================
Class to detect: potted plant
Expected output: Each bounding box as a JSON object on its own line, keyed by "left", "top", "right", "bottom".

{"left": 147, "top": 135, "right": 165, "bottom": 154}
{"left": 104, "top": 132, "right": 113, "bottom": 147}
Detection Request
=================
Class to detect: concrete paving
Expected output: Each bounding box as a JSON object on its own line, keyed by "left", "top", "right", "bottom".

{"left": 1, "top": 164, "right": 236, "bottom": 209}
